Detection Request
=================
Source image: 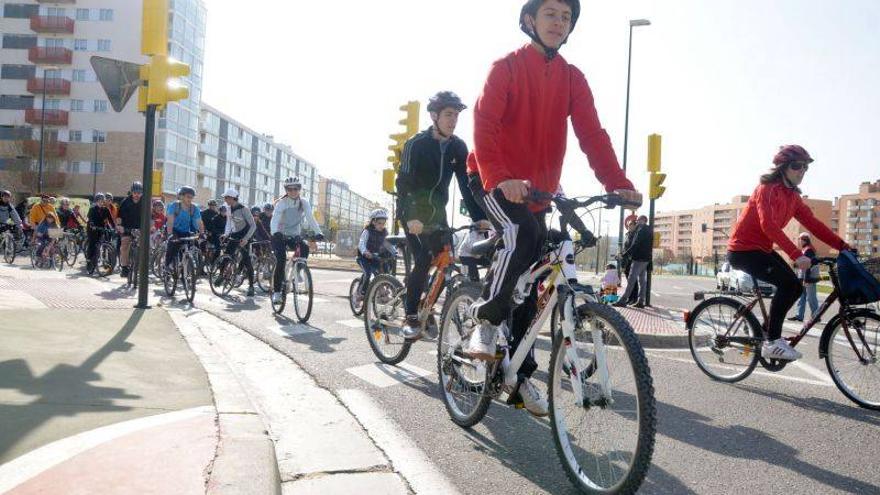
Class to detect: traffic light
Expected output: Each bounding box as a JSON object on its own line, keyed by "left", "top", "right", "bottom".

{"left": 142, "top": 55, "right": 190, "bottom": 110}
{"left": 141, "top": 0, "right": 168, "bottom": 57}
{"left": 647, "top": 134, "right": 662, "bottom": 172}
{"left": 387, "top": 132, "right": 408, "bottom": 170}
{"left": 649, "top": 172, "right": 666, "bottom": 200}
{"left": 382, "top": 168, "right": 396, "bottom": 194}
{"left": 653, "top": 231, "right": 662, "bottom": 248}
{"left": 399, "top": 101, "right": 420, "bottom": 136}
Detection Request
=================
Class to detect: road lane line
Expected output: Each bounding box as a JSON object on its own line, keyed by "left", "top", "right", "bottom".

{"left": 645, "top": 353, "right": 832, "bottom": 387}
{"left": 337, "top": 389, "right": 461, "bottom": 495}
{"left": 346, "top": 362, "right": 433, "bottom": 388}
{"left": 791, "top": 360, "right": 834, "bottom": 385}
{"left": 337, "top": 318, "right": 365, "bottom": 328}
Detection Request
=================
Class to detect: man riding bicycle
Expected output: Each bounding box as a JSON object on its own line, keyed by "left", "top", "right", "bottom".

{"left": 220, "top": 188, "right": 257, "bottom": 297}
{"left": 85, "top": 193, "right": 114, "bottom": 272}
{"left": 57, "top": 198, "right": 83, "bottom": 231}
{"left": 727, "top": 145, "right": 850, "bottom": 362}
{"left": 465, "top": 0, "right": 642, "bottom": 416}
{"left": 164, "top": 186, "right": 206, "bottom": 270}
{"left": 202, "top": 198, "right": 226, "bottom": 260}
{"left": 396, "top": 90, "right": 489, "bottom": 340}
{"left": 270, "top": 177, "right": 324, "bottom": 305}
{"left": 0, "top": 190, "right": 23, "bottom": 233}
{"left": 116, "top": 181, "right": 145, "bottom": 279}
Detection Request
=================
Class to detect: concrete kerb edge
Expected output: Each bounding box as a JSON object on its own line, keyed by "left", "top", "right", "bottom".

{"left": 165, "top": 308, "right": 282, "bottom": 495}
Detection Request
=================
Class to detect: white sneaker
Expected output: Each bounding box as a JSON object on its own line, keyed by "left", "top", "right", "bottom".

{"left": 518, "top": 379, "right": 549, "bottom": 417}
{"left": 762, "top": 338, "right": 802, "bottom": 361}
{"left": 464, "top": 323, "right": 498, "bottom": 361}
{"left": 271, "top": 292, "right": 283, "bottom": 304}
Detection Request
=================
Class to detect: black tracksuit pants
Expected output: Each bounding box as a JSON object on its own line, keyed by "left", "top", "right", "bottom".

{"left": 472, "top": 189, "right": 547, "bottom": 379}
{"left": 728, "top": 250, "right": 801, "bottom": 340}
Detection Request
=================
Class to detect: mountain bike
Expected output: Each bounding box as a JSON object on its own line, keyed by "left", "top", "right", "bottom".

{"left": 209, "top": 237, "right": 252, "bottom": 297}
{"left": 31, "top": 229, "right": 65, "bottom": 271}
{"left": 0, "top": 225, "right": 16, "bottom": 264}
{"left": 271, "top": 235, "right": 315, "bottom": 322}
{"left": 62, "top": 228, "right": 84, "bottom": 267}
{"left": 251, "top": 240, "right": 274, "bottom": 294}
{"left": 687, "top": 255, "right": 880, "bottom": 410}
{"left": 362, "top": 225, "right": 478, "bottom": 365}
{"left": 87, "top": 228, "right": 117, "bottom": 277}
{"left": 126, "top": 229, "right": 141, "bottom": 288}
{"left": 163, "top": 235, "right": 201, "bottom": 303}
{"left": 349, "top": 251, "right": 397, "bottom": 317}
{"left": 438, "top": 192, "right": 656, "bottom": 494}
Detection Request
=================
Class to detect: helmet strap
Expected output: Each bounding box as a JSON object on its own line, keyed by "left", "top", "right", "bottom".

{"left": 431, "top": 118, "right": 452, "bottom": 139}
{"left": 524, "top": 15, "right": 564, "bottom": 60}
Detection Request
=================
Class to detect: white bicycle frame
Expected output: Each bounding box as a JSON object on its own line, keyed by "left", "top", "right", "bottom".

{"left": 501, "top": 240, "right": 613, "bottom": 406}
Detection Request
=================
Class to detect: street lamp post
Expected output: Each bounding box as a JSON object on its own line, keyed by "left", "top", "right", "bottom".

{"left": 617, "top": 19, "right": 651, "bottom": 254}
{"left": 37, "top": 74, "right": 48, "bottom": 195}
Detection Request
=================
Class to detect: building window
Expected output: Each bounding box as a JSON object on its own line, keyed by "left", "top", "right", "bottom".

{"left": 99, "top": 9, "right": 113, "bottom": 21}
{"left": 92, "top": 130, "right": 106, "bottom": 143}
{"left": 97, "top": 39, "right": 111, "bottom": 52}
{"left": 44, "top": 98, "right": 61, "bottom": 110}
{"left": 70, "top": 99, "right": 84, "bottom": 112}
{"left": 74, "top": 39, "right": 88, "bottom": 51}
{"left": 46, "top": 8, "right": 66, "bottom": 17}
{"left": 93, "top": 100, "right": 108, "bottom": 112}
{"left": 72, "top": 69, "right": 86, "bottom": 82}
{"left": 76, "top": 8, "right": 90, "bottom": 21}
{"left": 2, "top": 34, "right": 37, "bottom": 49}
{"left": 0, "top": 64, "right": 36, "bottom": 80}
{"left": 44, "top": 38, "right": 64, "bottom": 48}
{"left": 69, "top": 130, "right": 82, "bottom": 142}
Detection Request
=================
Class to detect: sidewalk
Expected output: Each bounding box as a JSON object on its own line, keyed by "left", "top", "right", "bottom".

{"left": 0, "top": 265, "right": 278, "bottom": 494}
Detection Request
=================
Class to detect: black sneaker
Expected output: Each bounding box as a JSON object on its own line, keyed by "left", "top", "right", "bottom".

{"left": 787, "top": 316, "right": 803, "bottom": 322}
{"left": 120, "top": 267, "right": 130, "bottom": 278}
{"left": 634, "top": 302, "right": 645, "bottom": 309}
{"left": 246, "top": 286, "right": 255, "bottom": 297}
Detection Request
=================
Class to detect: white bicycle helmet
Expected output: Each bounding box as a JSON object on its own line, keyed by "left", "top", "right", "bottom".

{"left": 222, "top": 188, "right": 239, "bottom": 199}
{"left": 370, "top": 208, "right": 389, "bottom": 220}
{"left": 283, "top": 177, "right": 301, "bottom": 189}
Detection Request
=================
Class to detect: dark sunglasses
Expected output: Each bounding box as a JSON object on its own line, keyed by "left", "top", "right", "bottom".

{"left": 788, "top": 162, "right": 810, "bottom": 171}
{"left": 286, "top": 186, "right": 302, "bottom": 191}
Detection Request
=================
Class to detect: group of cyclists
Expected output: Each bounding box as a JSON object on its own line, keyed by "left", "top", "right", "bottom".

{"left": 2, "top": 1, "right": 875, "bottom": 492}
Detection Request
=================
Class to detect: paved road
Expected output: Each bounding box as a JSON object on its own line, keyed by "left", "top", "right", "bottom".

{"left": 5, "top": 259, "right": 879, "bottom": 495}
{"left": 187, "top": 269, "right": 880, "bottom": 495}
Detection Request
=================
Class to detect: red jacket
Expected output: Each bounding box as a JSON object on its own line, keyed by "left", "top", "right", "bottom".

{"left": 728, "top": 181, "right": 847, "bottom": 260}
{"left": 472, "top": 44, "right": 633, "bottom": 211}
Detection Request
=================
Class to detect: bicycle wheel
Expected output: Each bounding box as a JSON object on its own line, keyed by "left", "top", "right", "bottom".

{"left": 54, "top": 245, "right": 65, "bottom": 272}
{"left": 3, "top": 234, "right": 15, "bottom": 264}
{"left": 292, "top": 261, "right": 313, "bottom": 323}
{"left": 163, "top": 260, "right": 178, "bottom": 297}
{"left": 127, "top": 245, "right": 139, "bottom": 287}
{"left": 64, "top": 237, "right": 78, "bottom": 266}
{"left": 151, "top": 245, "right": 166, "bottom": 279}
{"left": 549, "top": 302, "right": 656, "bottom": 495}
{"left": 182, "top": 252, "right": 197, "bottom": 303}
{"left": 96, "top": 243, "right": 115, "bottom": 277}
{"left": 209, "top": 255, "right": 233, "bottom": 297}
{"left": 271, "top": 261, "right": 289, "bottom": 314}
{"left": 688, "top": 297, "right": 761, "bottom": 382}
{"left": 363, "top": 274, "right": 411, "bottom": 364}
{"left": 256, "top": 256, "right": 274, "bottom": 294}
{"left": 438, "top": 283, "right": 493, "bottom": 427}
{"left": 349, "top": 278, "right": 366, "bottom": 316}
{"left": 824, "top": 310, "right": 880, "bottom": 410}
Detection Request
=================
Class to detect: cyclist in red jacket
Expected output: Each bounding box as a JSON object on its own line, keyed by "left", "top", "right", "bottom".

{"left": 466, "top": 0, "right": 641, "bottom": 417}
{"left": 728, "top": 145, "right": 850, "bottom": 361}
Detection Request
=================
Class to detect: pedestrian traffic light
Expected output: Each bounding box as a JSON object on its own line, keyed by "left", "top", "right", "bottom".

{"left": 649, "top": 172, "right": 666, "bottom": 200}
{"left": 399, "top": 101, "right": 420, "bottom": 136}
{"left": 141, "top": 54, "right": 190, "bottom": 110}
{"left": 647, "top": 134, "right": 662, "bottom": 173}
{"left": 382, "top": 168, "right": 396, "bottom": 194}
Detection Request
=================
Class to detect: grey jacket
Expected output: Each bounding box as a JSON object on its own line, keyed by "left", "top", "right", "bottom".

{"left": 224, "top": 203, "right": 256, "bottom": 242}
{"left": 0, "top": 202, "right": 22, "bottom": 227}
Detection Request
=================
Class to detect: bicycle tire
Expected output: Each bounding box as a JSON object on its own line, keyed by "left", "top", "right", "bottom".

{"left": 824, "top": 310, "right": 880, "bottom": 410}
{"left": 209, "top": 254, "right": 232, "bottom": 297}
{"left": 688, "top": 296, "right": 762, "bottom": 383}
{"left": 163, "top": 260, "right": 178, "bottom": 296}
{"left": 363, "top": 274, "right": 411, "bottom": 364}
{"left": 349, "top": 278, "right": 366, "bottom": 316}
{"left": 292, "top": 261, "right": 313, "bottom": 323}
{"left": 256, "top": 256, "right": 274, "bottom": 294}
{"left": 437, "top": 282, "right": 493, "bottom": 427}
{"left": 54, "top": 245, "right": 65, "bottom": 272}
{"left": 549, "top": 302, "right": 656, "bottom": 495}
{"left": 127, "top": 244, "right": 139, "bottom": 287}
{"left": 2, "top": 234, "right": 15, "bottom": 264}
{"left": 96, "top": 243, "right": 115, "bottom": 277}
{"left": 182, "top": 252, "right": 197, "bottom": 303}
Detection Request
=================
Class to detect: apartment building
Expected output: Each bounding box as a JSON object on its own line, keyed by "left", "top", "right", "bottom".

{"left": 0, "top": 0, "right": 205, "bottom": 198}
{"left": 832, "top": 180, "right": 880, "bottom": 256}
{"left": 317, "top": 176, "right": 381, "bottom": 232}
{"left": 198, "top": 103, "right": 319, "bottom": 206}
{"left": 655, "top": 194, "right": 835, "bottom": 260}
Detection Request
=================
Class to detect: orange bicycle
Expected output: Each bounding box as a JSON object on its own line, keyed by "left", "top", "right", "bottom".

{"left": 363, "top": 225, "right": 475, "bottom": 364}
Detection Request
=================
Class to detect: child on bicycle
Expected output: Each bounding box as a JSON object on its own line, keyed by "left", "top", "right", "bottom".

{"left": 727, "top": 145, "right": 850, "bottom": 361}
{"left": 356, "top": 209, "right": 396, "bottom": 298}
{"left": 34, "top": 213, "right": 59, "bottom": 261}
{"left": 86, "top": 193, "right": 114, "bottom": 272}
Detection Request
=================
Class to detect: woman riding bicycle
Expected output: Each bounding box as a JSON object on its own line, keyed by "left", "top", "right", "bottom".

{"left": 727, "top": 145, "right": 850, "bottom": 361}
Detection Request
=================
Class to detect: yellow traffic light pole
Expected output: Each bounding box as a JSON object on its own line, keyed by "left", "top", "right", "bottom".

{"left": 645, "top": 134, "right": 665, "bottom": 306}
{"left": 136, "top": 0, "right": 191, "bottom": 308}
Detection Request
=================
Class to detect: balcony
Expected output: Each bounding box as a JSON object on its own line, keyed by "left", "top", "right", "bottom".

{"left": 30, "top": 15, "right": 75, "bottom": 34}
{"left": 28, "top": 47, "right": 73, "bottom": 65}
{"left": 26, "top": 77, "right": 71, "bottom": 96}
{"left": 22, "top": 139, "right": 67, "bottom": 157}
{"left": 25, "top": 109, "right": 68, "bottom": 126}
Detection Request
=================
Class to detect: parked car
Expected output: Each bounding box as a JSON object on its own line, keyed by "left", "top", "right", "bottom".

{"left": 717, "top": 262, "right": 775, "bottom": 295}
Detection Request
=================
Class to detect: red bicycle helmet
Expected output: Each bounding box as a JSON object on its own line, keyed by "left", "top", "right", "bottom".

{"left": 773, "top": 145, "right": 813, "bottom": 165}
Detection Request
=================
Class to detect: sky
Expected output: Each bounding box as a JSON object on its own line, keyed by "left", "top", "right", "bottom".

{"left": 201, "top": 0, "right": 880, "bottom": 224}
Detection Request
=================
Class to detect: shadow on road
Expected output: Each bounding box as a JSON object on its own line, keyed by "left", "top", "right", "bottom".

{"left": 0, "top": 310, "right": 145, "bottom": 462}
{"left": 734, "top": 384, "right": 880, "bottom": 427}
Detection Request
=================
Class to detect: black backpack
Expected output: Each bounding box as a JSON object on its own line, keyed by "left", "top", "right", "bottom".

{"left": 837, "top": 252, "right": 880, "bottom": 305}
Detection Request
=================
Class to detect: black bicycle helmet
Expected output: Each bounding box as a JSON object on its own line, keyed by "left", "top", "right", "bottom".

{"left": 427, "top": 91, "right": 467, "bottom": 114}
{"left": 178, "top": 186, "right": 196, "bottom": 197}
{"left": 207, "top": 198, "right": 219, "bottom": 207}
{"left": 94, "top": 193, "right": 106, "bottom": 202}
{"left": 130, "top": 181, "right": 143, "bottom": 193}
{"left": 263, "top": 203, "right": 274, "bottom": 211}
{"left": 520, "top": 0, "right": 581, "bottom": 60}
{"left": 250, "top": 206, "right": 261, "bottom": 215}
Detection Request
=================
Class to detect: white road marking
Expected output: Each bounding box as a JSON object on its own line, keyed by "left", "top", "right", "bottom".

{"left": 312, "top": 297, "right": 329, "bottom": 304}
{"left": 346, "top": 362, "right": 433, "bottom": 388}
{"left": 646, "top": 353, "right": 832, "bottom": 387}
{"left": 337, "top": 389, "right": 461, "bottom": 495}
{"left": 269, "top": 323, "right": 319, "bottom": 337}
{"left": 0, "top": 406, "right": 214, "bottom": 493}
{"left": 337, "top": 319, "right": 365, "bottom": 328}
{"left": 791, "top": 360, "right": 834, "bottom": 385}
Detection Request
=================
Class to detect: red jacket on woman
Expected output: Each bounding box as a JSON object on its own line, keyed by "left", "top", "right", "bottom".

{"left": 728, "top": 181, "right": 847, "bottom": 260}
{"left": 472, "top": 44, "right": 632, "bottom": 212}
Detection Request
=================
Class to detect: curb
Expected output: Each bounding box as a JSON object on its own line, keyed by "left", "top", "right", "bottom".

{"left": 167, "top": 308, "right": 282, "bottom": 495}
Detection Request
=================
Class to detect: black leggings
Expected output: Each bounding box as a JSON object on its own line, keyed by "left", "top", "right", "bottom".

{"left": 728, "top": 250, "right": 801, "bottom": 340}
{"left": 271, "top": 233, "right": 309, "bottom": 292}
{"left": 403, "top": 230, "right": 448, "bottom": 315}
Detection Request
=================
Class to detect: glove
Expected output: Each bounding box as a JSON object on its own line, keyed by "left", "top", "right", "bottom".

{"left": 579, "top": 231, "right": 598, "bottom": 248}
